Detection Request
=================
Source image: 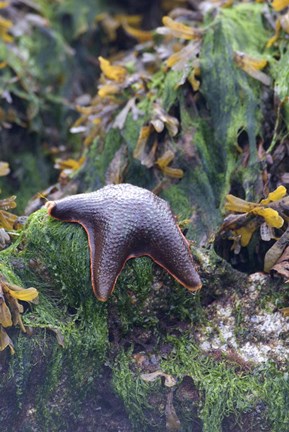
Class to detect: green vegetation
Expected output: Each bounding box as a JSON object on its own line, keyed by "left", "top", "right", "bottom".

{"left": 112, "top": 334, "right": 289, "bottom": 432}
{"left": 201, "top": 3, "right": 271, "bottom": 201}
{"left": 0, "top": 211, "right": 108, "bottom": 429}
{"left": 1, "top": 0, "right": 289, "bottom": 430}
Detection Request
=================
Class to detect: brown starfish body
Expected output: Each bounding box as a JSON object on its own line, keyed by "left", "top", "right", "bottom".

{"left": 46, "top": 184, "right": 202, "bottom": 301}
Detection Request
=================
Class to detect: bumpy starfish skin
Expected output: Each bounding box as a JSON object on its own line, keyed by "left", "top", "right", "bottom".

{"left": 46, "top": 184, "right": 202, "bottom": 301}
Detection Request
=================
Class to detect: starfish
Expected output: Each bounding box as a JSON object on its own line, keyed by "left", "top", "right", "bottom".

{"left": 46, "top": 184, "right": 202, "bottom": 301}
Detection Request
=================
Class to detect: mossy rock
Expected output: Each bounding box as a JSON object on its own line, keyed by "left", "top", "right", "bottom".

{"left": 1, "top": 209, "right": 289, "bottom": 431}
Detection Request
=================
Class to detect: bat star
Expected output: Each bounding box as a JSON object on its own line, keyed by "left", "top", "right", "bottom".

{"left": 46, "top": 183, "right": 202, "bottom": 301}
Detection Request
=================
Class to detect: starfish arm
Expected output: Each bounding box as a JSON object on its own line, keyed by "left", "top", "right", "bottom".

{"left": 90, "top": 247, "right": 126, "bottom": 301}
{"left": 46, "top": 194, "right": 98, "bottom": 222}
{"left": 86, "top": 226, "right": 131, "bottom": 301}
{"left": 145, "top": 221, "right": 202, "bottom": 291}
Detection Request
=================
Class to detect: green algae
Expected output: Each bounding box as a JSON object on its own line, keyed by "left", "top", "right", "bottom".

{"left": 13, "top": 209, "right": 108, "bottom": 355}
{"left": 160, "top": 96, "right": 222, "bottom": 242}
{"left": 272, "top": 42, "right": 289, "bottom": 106}
{"left": 90, "top": 129, "right": 122, "bottom": 186}
{"left": 113, "top": 257, "right": 156, "bottom": 333}
{"left": 74, "top": 3, "right": 273, "bottom": 246}
{"left": 1, "top": 3, "right": 288, "bottom": 430}
{"left": 122, "top": 113, "right": 146, "bottom": 153}
{"left": 201, "top": 3, "right": 271, "bottom": 201}
{"left": 121, "top": 113, "right": 158, "bottom": 189}
{"left": 0, "top": 207, "right": 288, "bottom": 432}
{"left": 74, "top": 112, "right": 151, "bottom": 192}
{"left": 270, "top": 41, "right": 289, "bottom": 149}
{"left": 0, "top": 151, "right": 51, "bottom": 214}
{"left": 112, "top": 349, "right": 163, "bottom": 429}
{"left": 0, "top": 209, "right": 109, "bottom": 430}
{"left": 161, "top": 335, "right": 262, "bottom": 432}
{"left": 77, "top": 139, "right": 103, "bottom": 191}
{"left": 112, "top": 334, "right": 289, "bottom": 432}
{"left": 161, "top": 185, "right": 192, "bottom": 221}
{"left": 162, "top": 69, "right": 183, "bottom": 110}
{"left": 263, "top": 365, "right": 289, "bottom": 431}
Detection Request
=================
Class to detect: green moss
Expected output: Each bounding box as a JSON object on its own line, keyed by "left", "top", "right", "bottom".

{"left": 12, "top": 209, "right": 90, "bottom": 297}
{"left": 161, "top": 335, "right": 262, "bottom": 432}
{"left": 17, "top": 209, "right": 107, "bottom": 351}
{"left": 162, "top": 336, "right": 289, "bottom": 432}
{"left": 1, "top": 207, "right": 288, "bottom": 431}
{"left": 263, "top": 365, "right": 289, "bottom": 431}
{"left": 0, "top": 209, "right": 109, "bottom": 429}
{"left": 112, "top": 349, "right": 162, "bottom": 429}
{"left": 112, "top": 333, "right": 289, "bottom": 431}
{"left": 113, "top": 257, "right": 157, "bottom": 333}
{"left": 0, "top": 259, "right": 22, "bottom": 285}
{"left": 112, "top": 253, "right": 205, "bottom": 335}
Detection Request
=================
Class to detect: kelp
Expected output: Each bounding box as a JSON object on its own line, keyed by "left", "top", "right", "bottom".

{"left": 217, "top": 186, "right": 289, "bottom": 272}
{"left": 65, "top": 4, "right": 218, "bottom": 240}
{"left": 63, "top": 2, "right": 279, "bottom": 245}
{"left": 0, "top": 193, "right": 17, "bottom": 231}
{"left": 0, "top": 162, "right": 17, "bottom": 233}
{"left": 209, "top": 4, "right": 289, "bottom": 278}
{"left": 0, "top": 275, "right": 38, "bottom": 354}
{"left": 0, "top": 2, "right": 71, "bottom": 131}
{"left": 0, "top": 0, "right": 110, "bottom": 212}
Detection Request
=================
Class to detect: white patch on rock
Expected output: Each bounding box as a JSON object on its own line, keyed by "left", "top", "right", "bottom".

{"left": 195, "top": 273, "right": 289, "bottom": 365}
